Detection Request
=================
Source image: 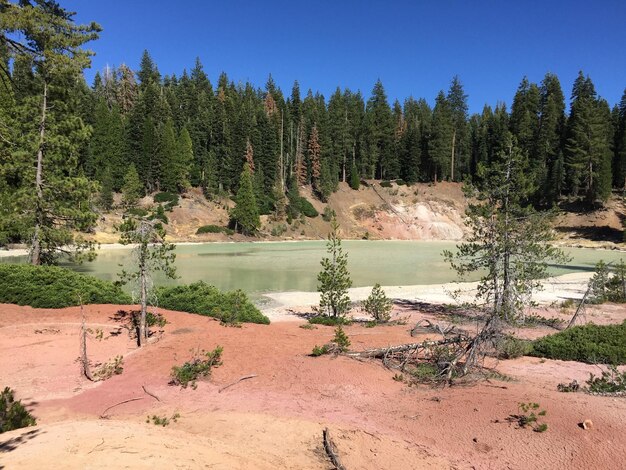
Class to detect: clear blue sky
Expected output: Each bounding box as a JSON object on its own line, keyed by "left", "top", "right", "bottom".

{"left": 69, "top": 0, "right": 626, "bottom": 114}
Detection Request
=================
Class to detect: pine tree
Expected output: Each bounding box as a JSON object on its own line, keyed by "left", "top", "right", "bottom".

{"left": 613, "top": 89, "right": 626, "bottom": 189}
{"left": 363, "top": 283, "right": 393, "bottom": 322}
{"left": 537, "top": 73, "right": 566, "bottom": 205}
{"left": 1, "top": 1, "right": 101, "bottom": 264}
{"left": 349, "top": 163, "right": 360, "bottom": 190}
{"left": 365, "top": 80, "right": 396, "bottom": 179}
{"left": 122, "top": 164, "right": 143, "bottom": 208}
{"left": 444, "top": 134, "right": 568, "bottom": 322}
{"left": 309, "top": 124, "right": 322, "bottom": 193}
{"left": 231, "top": 163, "right": 260, "bottom": 235}
{"left": 158, "top": 119, "right": 179, "bottom": 192}
{"left": 176, "top": 127, "right": 194, "bottom": 191}
{"left": 447, "top": 76, "right": 469, "bottom": 180}
{"left": 98, "top": 167, "right": 114, "bottom": 210}
{"left": 429, "top": 91, "right": 454, "bottom": 182}
{"left": 316, "top": 217, "right": 352, "bottom": 317}
{"left": 117, "top": 217, "right": 176, "bottom": 347}
{"left": 565, "top": 72, "right": 613, "bottom": 204}
{"left": 244, "top": 138, "right": 255, "bottom": 172}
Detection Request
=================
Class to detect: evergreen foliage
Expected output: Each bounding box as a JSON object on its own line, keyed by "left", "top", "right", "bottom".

{"left": 121, "top": 164, "right": 143, "bottom": 208}
{"left": 230, "top": 163, "right": 260, "bottom": 235}
{"left": 117, "top": 216, "right": 177, "bottom": 346}
{"left": 444, "top": 134, "right": 569, "bottom": 322}
{"left": 0, "top": 387, "right": 36, "bottom": 433}
{"left": 362, "top": 283, "right": 393, "bottom": 322}
{"left": 156, "top": 282, "right": 270, "bottom": 324}
{"left": 0, "top": 0, "right": 625, "bottom": 257}
{"left": 316, "top": 217, "right": 352, "bottom": 317}
{"left": 530, "top": 321, "right": 626, "bottom": 364}
{"left": 0, "top": 264, "right": 131, "bottom": 308}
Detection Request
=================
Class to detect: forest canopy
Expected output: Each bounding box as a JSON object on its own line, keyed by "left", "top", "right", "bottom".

{"left": 0, "top": 1, "right": 625, "bottom": 259}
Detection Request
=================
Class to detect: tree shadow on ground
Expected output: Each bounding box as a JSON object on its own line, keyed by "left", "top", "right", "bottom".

{"left": 0, "top": 427, "right": 42, "bottom": 453}
{"left": 555, "top": 225, "right": 623, "bottom": 243}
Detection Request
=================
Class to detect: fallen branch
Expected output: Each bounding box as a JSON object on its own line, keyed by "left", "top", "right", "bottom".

{"left": 100, "top": 397, "right": 144, "bottom": 418}
{"left": 218, "top": 374, "right": 258, "bottom": 393}
{"left": 323, "top": 428, "right": 346, "bottom": 470}
{"left": 344, "top": 337, "right": 464, "bottom": 359}
{"left": 142, "top": 385, "right": 161, "bottom": 402}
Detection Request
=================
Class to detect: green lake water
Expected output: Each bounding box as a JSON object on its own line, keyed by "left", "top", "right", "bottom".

{"left": 3, "top": 241, "right": 626, "bottom": 297}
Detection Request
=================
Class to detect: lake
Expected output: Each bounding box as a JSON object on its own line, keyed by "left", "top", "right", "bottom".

{"left": 3, "top": 241, "right": 625, "bottom": 296}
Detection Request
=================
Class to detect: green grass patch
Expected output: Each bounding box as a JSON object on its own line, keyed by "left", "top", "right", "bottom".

{"left": 530, "top": 321, "right": 626, "bottom": 364}
{"left": 0, "top": 264, "right": 131, "bottom": 308}
{"left": 156, "top": 282, "right": 270, "bottom": 325}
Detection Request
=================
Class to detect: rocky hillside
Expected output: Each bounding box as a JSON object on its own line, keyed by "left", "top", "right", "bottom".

{"left": 92, "top": 181, "right": 625, "bottom": 248}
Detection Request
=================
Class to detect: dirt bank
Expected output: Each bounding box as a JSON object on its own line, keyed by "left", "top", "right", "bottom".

{"left": 1, "top": 299, "right": 625, "bottom": 469}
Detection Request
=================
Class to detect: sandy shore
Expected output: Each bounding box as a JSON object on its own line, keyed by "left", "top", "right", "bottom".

{"left": 262, "top": 272, "right": 593, "bottom": 321}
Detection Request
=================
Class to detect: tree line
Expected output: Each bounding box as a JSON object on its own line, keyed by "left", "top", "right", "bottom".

{"left": 1, "top": 1, "right": 625, "bottom": 263}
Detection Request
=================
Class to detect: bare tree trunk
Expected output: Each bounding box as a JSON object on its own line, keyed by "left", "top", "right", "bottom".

{"left": 138, "top": 234, "right": 148, "bottom": 346}
{"left": 31, "top": 80, "right": 48, "bottom": 266}
{"left": 450, "top": 129, "right": 456, "bottom": 182}
{"left": 279, "top": 111, "right": 284, "bottom": 192}
{"left": 80, "top": 301, "right": 94, "bottom": 381}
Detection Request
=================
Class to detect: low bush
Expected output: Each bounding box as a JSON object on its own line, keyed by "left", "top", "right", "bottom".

{"left": 196, "top": 224, "right": 223, "bottom": 234}
{"left": 308, "top": 315, "right": 351, "bottom": 326}
{"left": 529, "top": 321, "right": 626, "bottom": 364}
{"left": 298, "top": 197, "right": 319, "bottom": 218}
{"left": 380, "top": 180, "right": 392, "bottom": 188}
{"left": 495, "top": 336, "right": 532, "bottom": 359}
{"left": 322, "top": 206, "right": 336, "bottom": 222}
{"left": 0, "top": 387, "right": 36, "bottom": 433}
{"left": 156, "top": 282, "right": 270, "bottom": 325}
{"left": 585, "top": 365, "right": 626, "bottom": 393}
{"left": 126, "top": 207, "right": 149, "bottom": 217}
{"left": 511, "top": 402, "right": 548, "bottom": 432}
{"left": 170, "top": 346, "right": 223, "bottom": 389}
{"left": 94, "top": 355, "right": 124, "bottom": 381}
{"left": 154, "top": 192, "right": 179, "bottom": 205}
{"left": 362, "top": 283, "right": 392, "bottom": 322}
{"left": 147, "top": 413, "right": 180, "bottom": 426}
{"left": 0, "top": 264, "right": 131, "bottom": 308}
{"left": 395, "top": 179, "right": 407, "bottom": 186}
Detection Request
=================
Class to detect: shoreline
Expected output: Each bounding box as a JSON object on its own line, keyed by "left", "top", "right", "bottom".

{"left": 260, "top": 271, "right": 593, "bottom": 321}
{"left": 1, "top": 238, "right": 624, "bottom": 259}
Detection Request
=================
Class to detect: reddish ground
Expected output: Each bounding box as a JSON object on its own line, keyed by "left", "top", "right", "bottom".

{"left": 1, "top": 302, "right": 625, "bottom": 469}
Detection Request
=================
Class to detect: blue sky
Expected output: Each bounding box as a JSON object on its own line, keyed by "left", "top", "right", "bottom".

{"left": 69, "top": 0, "right": 626, "bottom": 114}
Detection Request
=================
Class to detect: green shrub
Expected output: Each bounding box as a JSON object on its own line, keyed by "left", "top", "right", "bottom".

{"left": 395, "top": 179, "right": 407, "bottom": 186}
{"left": 298, "top": 197, "right": 319, "bottom": 218}
{"left": 170, "top": 346, "right": 223, "bottom": 389}
{"left": 154, "top": 192, "right": 179, "bottom": 205}
{"left": 585, "top": 365, "right": 626, "bottom": 393}
{"left": 530, "top": 321, "right": 626, "bottom": 364}
{"left": 156, "top": 282, "right": 270, "bottom": 325}
{"left": 380, "top": 180, "right": 392, "bottom": 188}
{"left": 196, "top": 224, "right": 224, "bottom": 234}
{"left": 147, "top": 413, "right": 179, "bottom": 426}
{"left": 410, "top": 363, "right": 439, "bottom": 382}
{"left": 322, "top": 206, "right": 336, "bottom": 222}
{"left": 362, "top": 283, "right": 392, "bottom": 322}
{"left": 496, "top": 336, "right": 532, "bottom": 359}
{"left": 0, "top": 264, "right": 131, "bottom": 308}
{"left": 126, "top": 207, "right": 149, "bottom": 217}
{"left": 94, "top": 355, "right": 124, "bottom": 381}
{"left": 150, "top": 205, "right": 168, "bottom": 224}
{"left": 332, "top": 326, "right": 351, "bottom": 352}
{"left": 308, "top": 315, "right": 351, "bottom": 326}
{"left": 0, "top": 387, "right": 36, "bottom": 433}
{"left": 512, "top": 402, "right": 548, "bottom": 432}
{"left": 311, "top": 345, "right": 330, "bottom": 356}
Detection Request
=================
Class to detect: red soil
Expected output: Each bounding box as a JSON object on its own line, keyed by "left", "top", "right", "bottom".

{"left": 1, "top": 303, "right": 625, "bottom": 469}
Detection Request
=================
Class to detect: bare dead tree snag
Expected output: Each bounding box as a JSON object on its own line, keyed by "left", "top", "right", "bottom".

{"left": 567, "top": 284, "right": 591, "bottom": 329}
{"left": 323, "top": 428, "right": 346, "bottom": 470}
{"left": 79, "top": 299, "right": 94, "bottom": 382}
